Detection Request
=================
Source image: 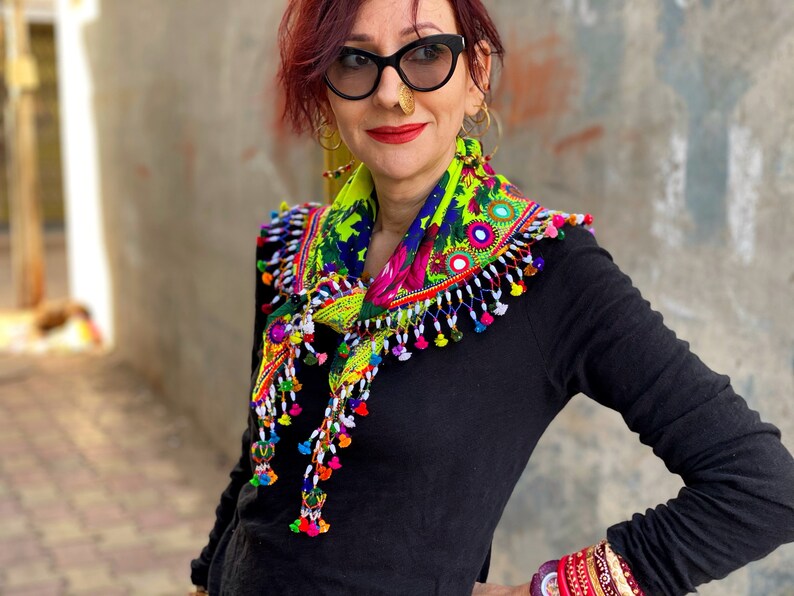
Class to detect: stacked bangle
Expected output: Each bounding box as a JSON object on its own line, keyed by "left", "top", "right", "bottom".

{"left": 530, "top": 541, "right": 645, "bottom": 596}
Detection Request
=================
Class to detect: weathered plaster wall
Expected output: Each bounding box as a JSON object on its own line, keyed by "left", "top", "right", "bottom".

{"left": 486, "top": 2, "right": 794, "bottom": 593}
{"left": 74, "top": 0, "right": 793, "bottom": 592}
{"left": 74, "top": 0, "right": 321, "bottom": 451}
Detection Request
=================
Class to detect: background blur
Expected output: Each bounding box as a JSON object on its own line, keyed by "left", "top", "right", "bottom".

{"left": 0, "top": 0, "right": 792, "bottom": 594}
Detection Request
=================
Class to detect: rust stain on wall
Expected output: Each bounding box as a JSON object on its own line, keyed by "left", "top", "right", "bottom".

{"left": 494, "top": 32, "right": 578, "bottom": 130}
{"left": 177, "top": 136, "right": 197, "bottom": 185}
{"left": 553, "top": 125, "right": 604, "bottom": 155}
{"left": 240, "top": 146, "right": 258, "bottom": 163}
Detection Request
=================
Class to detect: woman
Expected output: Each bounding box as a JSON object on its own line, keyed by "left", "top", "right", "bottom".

{"left": 191, "top": 0, "right": 794, "bottom": 594}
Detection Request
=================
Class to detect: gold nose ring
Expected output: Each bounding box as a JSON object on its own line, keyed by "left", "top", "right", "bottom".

{"left": 398, "top": 83, "right": 415, "bottom": 115}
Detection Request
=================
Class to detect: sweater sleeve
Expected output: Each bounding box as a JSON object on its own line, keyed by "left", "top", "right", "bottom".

{"left": 190, "top": 236, "right": 276, "bottom": 587}
{"left": 525, "top": 226, "right": 794, "bottom": 595}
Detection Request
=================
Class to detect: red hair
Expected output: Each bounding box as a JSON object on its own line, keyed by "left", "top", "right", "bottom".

{"left": 277, "top": 0, "right": 504, "bottom": 135}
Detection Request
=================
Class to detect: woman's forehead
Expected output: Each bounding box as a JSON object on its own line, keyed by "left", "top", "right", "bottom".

{"left": 350, "top": 0, "right": 457, "bottom": 41}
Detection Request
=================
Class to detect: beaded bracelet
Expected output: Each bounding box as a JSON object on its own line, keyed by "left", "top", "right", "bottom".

{"left": 530, "top": 541, "right": 645, "bottom": 596}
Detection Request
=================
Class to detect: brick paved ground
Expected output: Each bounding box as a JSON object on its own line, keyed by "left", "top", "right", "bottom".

{"left": 0, "top": 354, "right": 232, "bottom": 596}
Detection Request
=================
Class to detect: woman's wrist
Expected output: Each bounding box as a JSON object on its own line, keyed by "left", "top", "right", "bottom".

{"left": 529, "top": 541, "right": 644, "bottom": 596}
{"left": 189, "top": 586, "right": 208, "bottom": 596}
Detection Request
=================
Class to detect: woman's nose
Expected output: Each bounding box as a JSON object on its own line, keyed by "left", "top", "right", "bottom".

{"left": 371, "top": 65, "right": 404, "bottom": 111}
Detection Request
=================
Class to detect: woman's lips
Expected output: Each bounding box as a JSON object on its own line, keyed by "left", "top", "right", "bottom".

{"left": 366, "top": 123, "right": 427, "bottom": 144}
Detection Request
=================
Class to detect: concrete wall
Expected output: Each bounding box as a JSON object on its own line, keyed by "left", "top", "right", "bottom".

{"left": 65, "top": 0, "right": 321, "bottom": 445}
{"left": 486, "top": 3, "right": 794, "bottom": 593}
{"left": 66, "top": 0, "right": 793, "bottom": 592}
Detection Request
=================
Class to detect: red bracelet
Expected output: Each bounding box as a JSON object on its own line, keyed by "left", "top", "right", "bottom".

{"left": 591, "top": 542, "right": 620, "bottom": 596}
{"left": 555, "top": 541, "right": 645, "bottom": 596}
{"left": 618, "top": 552, "right": 646, "bottom": 596}
{"left": 557, "top": 555, "right": 573, "bottom": 596}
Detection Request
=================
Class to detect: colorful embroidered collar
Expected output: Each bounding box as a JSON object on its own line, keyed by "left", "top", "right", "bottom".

{"left": 250, "top": 137, "right": 592, "bottom": 536}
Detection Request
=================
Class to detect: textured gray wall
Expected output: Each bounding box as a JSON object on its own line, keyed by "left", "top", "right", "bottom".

{"left": 485, "top": 3, "right": 794, "bottom": 594}
{"left": 80, "top": 0, "right": 321, "bottom": 450}
{"left": 80, "top": 1, "right": 793, "bottom": 592}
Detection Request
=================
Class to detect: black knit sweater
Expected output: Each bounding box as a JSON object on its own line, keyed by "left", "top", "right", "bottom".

{"left": 191, "top": 225, "right": 794, "bottom": 595}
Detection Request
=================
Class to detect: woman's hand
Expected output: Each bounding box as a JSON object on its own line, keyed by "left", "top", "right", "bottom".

{"left": 471, "top": 581, "right": 531, "bottom": 595}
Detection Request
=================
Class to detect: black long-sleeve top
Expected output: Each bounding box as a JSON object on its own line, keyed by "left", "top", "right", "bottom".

{"left": 191, "top": 225, "right": 794, "bottom": 595}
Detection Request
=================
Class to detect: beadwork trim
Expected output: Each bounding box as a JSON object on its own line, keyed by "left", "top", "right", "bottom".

{"left": 248, "top": 142, "right": 594, "bottom": 537}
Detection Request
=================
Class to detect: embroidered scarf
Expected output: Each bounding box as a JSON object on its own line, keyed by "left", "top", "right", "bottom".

{"left": 251, "top": 137, "right": 591, "bottom": 536}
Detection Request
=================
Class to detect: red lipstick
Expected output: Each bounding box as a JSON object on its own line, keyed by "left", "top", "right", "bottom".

{"left": 366, "top": 123, "right": 427, "bottom": 144}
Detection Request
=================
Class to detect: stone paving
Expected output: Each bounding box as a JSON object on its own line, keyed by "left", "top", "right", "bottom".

{"left": 0, "top": 354, "right": 231, "bottom": 595}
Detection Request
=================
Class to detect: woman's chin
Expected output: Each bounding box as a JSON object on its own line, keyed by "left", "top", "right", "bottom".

{"left": 362, "top": 148, "right": 449, "bottom": 186}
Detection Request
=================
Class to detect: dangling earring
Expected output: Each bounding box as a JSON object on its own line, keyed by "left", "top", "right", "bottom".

{"left": 459, "top": 101, "right": 502, "bottom": 162}
{"left": 316, "top": 122, "right": 342, "bottom": 151}
{"left": 322, "top": 157, "right": 356, "bottom": 180}
{"left": 316, "top": 121, "right": 356, "bottom": 179}
{"left": 398, "top": 83, "right": 415, "bottom": 116}
{"left": 461, "top": 101, "right": 491, "bottom": 138}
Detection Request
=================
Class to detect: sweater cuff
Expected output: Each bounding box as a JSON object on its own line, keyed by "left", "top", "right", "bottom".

{"left": 190, "top": 557, "right": 210, "bottom": 589}
{"left": 530, "top": 540, "right": 645, "bottom": 596}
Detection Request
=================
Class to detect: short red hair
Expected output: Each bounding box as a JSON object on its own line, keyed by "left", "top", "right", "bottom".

{"left": 277, "top": 0, "right": 504, "bottom": 135}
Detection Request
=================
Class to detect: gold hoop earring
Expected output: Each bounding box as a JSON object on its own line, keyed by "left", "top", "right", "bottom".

{"left": 316, "top": 122, "right": 342, "bottom": 151}
{"left": 398, "top": 83, "right": 415, "bottom": 116}
{"left": 459, "top": 102, "right": 502, "bottom": 162}
{"left": 484, "top": 107, "right": 502, "bottom": 162}
{"left": 459, "top": 101, "right": 489, "bottom": 138}
{"left": 469, "top": 102, "right": 491, "bottom": 138}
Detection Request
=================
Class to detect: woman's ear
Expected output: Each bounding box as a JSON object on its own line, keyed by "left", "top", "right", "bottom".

{"left": 322, "top": 92, "right": 340, "bottom": 130}
{"left": 464, "top": 40, "right": 493, "bottom": 117}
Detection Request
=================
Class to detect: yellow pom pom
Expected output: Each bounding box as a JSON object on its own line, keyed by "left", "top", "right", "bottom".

{"left": 290, "top": 332, "right": 302, "bottom": 344}
{"left": 510, "top": 283, "right": 523, "bottom": 296}
{"left": 434, "top": 333, "right": 449, "bottom": 348}
{"left": 279, "top": 200, "right": 290, "bottom": 213}
{"left": 278, "top": 413, "right": 292, "bottom": 426}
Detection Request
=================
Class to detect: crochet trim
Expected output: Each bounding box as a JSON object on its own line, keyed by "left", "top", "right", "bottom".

{"left": 249, "top": 142, "right": 593, "bottom": 536}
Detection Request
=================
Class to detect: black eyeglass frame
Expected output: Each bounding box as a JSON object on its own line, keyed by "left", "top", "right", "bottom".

{"left": 324, "top": 33, "right": 467, "bottom": 101}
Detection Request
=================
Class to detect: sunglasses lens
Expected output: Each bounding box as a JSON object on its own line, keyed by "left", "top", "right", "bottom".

{"left": 400, "top": 42, "right": 454, "bottom": 90}
{"left": 325, "top": 37, "right": 460, "bottom": 98}
{"left": 326, "top": 52, "right": 379, "bottom": 99}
